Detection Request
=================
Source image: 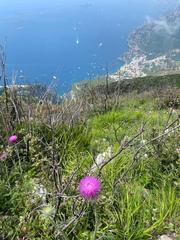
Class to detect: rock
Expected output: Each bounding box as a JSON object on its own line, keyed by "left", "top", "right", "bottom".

{"left": 158, "top": 235, "right": 172, "bottom": 240}
{"left": 90, "top": 153, "right": 105, "bottom": 172}
{"left": 90, "top": 146, "right": 112, "bottom": 172}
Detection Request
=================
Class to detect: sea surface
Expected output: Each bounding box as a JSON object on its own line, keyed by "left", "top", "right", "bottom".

{"left": 0, "top": 0, "right": 179, "bottom": 94}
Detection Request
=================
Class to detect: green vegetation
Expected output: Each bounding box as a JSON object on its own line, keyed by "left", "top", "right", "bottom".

{"left": 74, "top": 73, "right": 180, "bottom": 98}
{"left": 0, "top": 74, "right": 180, "bottom": 239}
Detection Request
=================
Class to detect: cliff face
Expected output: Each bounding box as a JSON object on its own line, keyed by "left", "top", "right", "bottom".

{"left": 111, "top": 8, "right": 180, "bottom": 81}
{"left": 126, "top": 8, "right": 180, "bottom": 60}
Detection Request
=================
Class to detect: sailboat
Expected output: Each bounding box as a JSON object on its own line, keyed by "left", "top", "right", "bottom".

{"left": 76, "top": 37, "right": 79, "bottom": 45}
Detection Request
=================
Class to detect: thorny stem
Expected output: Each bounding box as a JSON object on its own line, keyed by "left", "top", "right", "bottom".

{"left": 98, "top": 125, "right": 145, "bottom": 175}
{"left": 15, "top": 146, "right": 23, "bottom": 175}
{"left": 62, "top": 202, "right": 86, "bottom": 231}
{"left": 114, "top": 123, "right": 180, "bottom": 187}
{"left": 93, "top": 201, "right": 98, "bottom": 240}
{"left": 133, "top": 123, "right": 180, "bottom": 161}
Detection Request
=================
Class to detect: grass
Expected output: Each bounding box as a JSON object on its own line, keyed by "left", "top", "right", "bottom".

{"left": 0, "top": 76, "right": 180, "bottom": 239}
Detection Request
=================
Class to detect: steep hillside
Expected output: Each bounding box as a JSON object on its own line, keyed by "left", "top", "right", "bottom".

{"left": 111, "top": 8, "right": 180, "bottom": 81}
{"left": 0, "top": 75, "right": 180, "bottom": 239}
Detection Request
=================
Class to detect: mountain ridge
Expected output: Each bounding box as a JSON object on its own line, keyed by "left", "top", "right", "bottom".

{"left": 111, "top": 7, "right": 180, "bottom": 81}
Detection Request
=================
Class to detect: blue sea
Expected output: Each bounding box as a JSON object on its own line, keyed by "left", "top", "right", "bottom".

{"left": 0, "top": 0, "right": 178, "bottom": 94}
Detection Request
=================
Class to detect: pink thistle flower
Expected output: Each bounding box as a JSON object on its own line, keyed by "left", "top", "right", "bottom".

{"left": 79, "top": 176, "right": 101, "bottom": 199}
{"left": 8, "top": 135, "right": 18, "bottom": 143}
